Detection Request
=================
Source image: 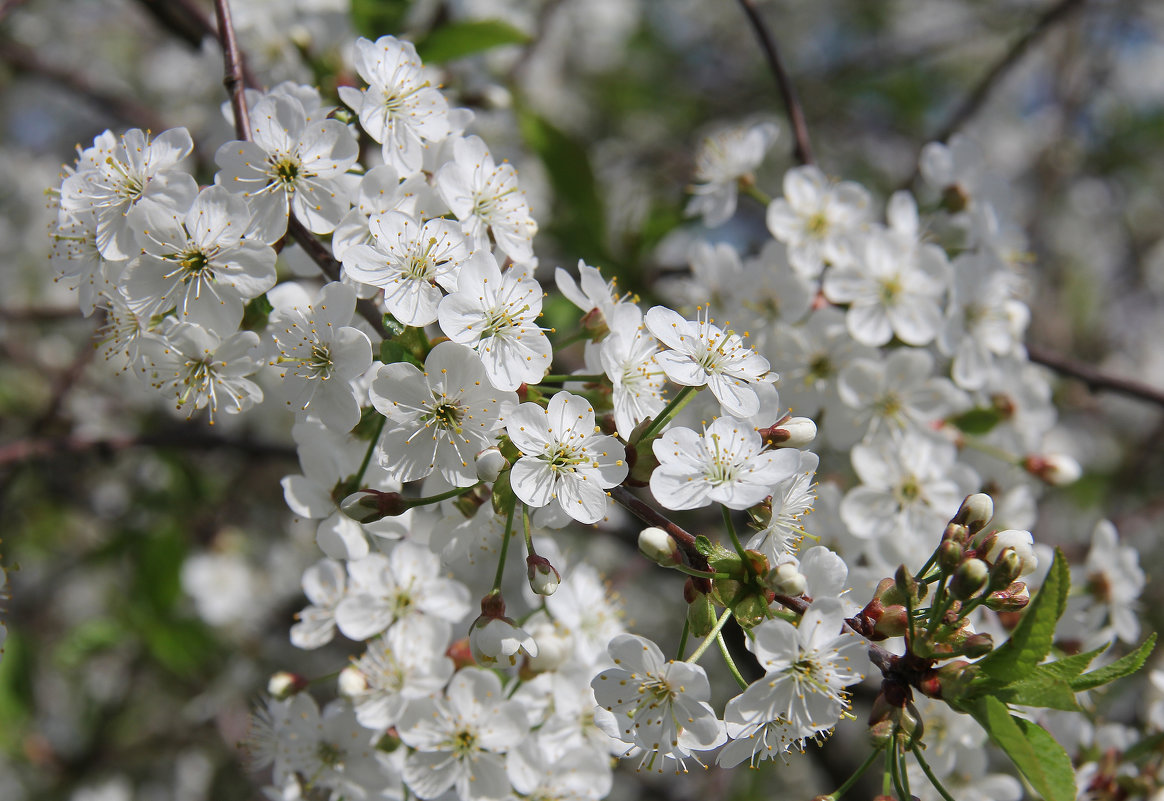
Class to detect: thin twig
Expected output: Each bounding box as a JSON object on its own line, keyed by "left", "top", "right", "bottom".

{"left": 735, "top": 0, "right": 814, "bottom": 165}
{"left": 0, "top": 40, "right": 167, "bottom": 131}
{"left": 929, "top": 0, "right": 1086, "bottom": 144}
{"left": 207, "top": 0, "right": 389, "bottom": 339}
{"left": 214, "top": 0, "right": 251, "bottom": 140}
{"left": 608, "top": 485, "right": 709, "bottom": 571}
{"left": 0, "top": 430, "right": 296, "bottom": 467}
{"left": 1027, "top": 343, "right": 1164, "bottom": 408}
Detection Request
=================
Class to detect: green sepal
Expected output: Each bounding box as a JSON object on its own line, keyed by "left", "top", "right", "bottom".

{"left": 949, "top": 406, "right": 1004, "bottom": 435}
{"left": 415, "top": 20, "right": 531, "bottom": 64}
{"left": 490, "top": 470, "right": 514, "bottom": 516}
{"left": 240, "top": 293, "right": 273, "bottom": 332}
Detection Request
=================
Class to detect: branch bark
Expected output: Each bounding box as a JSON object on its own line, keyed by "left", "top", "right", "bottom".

{"left": 1027, "top": 343, "right": 1164, "bottom": 408}
{"left": 735, "top": 0, "right": 814, "bottom": 165}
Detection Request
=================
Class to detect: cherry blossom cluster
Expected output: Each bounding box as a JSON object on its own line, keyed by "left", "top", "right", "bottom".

{"left": 45, "top": 29, "right": 1153, "bottom": 801}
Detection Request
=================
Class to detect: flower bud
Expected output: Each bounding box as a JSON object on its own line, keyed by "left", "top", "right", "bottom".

{"left": 895, "top": 564, "right": 918, "bottom": 603}
{"left": 475, "top": 447, "right": 508, "bottom": 482}
{"left": 954, "top": 493, "right": 994, "bottom": 534}
{"left": 453, "top": 483, "right": 492, "bottom": 518}
{"left": 1024, "top": 453, "right": 1082, "bottom": 486}
{"left": 987, "top": 549, "right": 1023, "bottom": 591}
{"left": 764, "top": 417, "right": 817, "bottom": 448}
{"left": 638, "top": 526, "right": 682, "bottom": 567}
{"left": 337, "top": 665, "right": 368, "bottom": 697}
{"left": 470, "top": 616, "right": 539, "bottom": 667}
{"left": 340, "top": 489, "right": 406, "bottom": 523}
{"left": 918, "top": 660, "right": 979, "bottom": 700}
{"left": 984, "top": 529, "right": 1037, "bottom": 577}
{"left": 873, "top": 605, "right": 909, "bottom": 638}
{"left": 961, "top": 633, "right": 994, "bottom": 658}
{"left": 937, "top": 539, "right": 964, "bottom": 573}
{"left": 446, "top": 637, "right": 475, "bottom": 669}
{"left": 949, "top": 558, "right": 989, "bottom": 600}
{"left": 524, "top": 620, "right": 573, "bottom": 674}
{"left": 267, "top": 671, "right": 307, "bottom": 699}
{"left": 766, "top": 562, "right": 807, "bottom": 597}
{"left": 984, "top": 581, "right": 1030, "bottom": 611}
{"left": 687, "top": 586, "right": 717, "bottom": 637}
{"left": 526, "top": 554, "right": 561, "bottom": 596}
{"left": 942, "top": 521, "right": 969, "bottom": 545}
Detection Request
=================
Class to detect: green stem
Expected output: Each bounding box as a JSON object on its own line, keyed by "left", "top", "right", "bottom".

{"left": 540, "top": 373, "right": 606, "bottom": 384}
{"left": 889, "top": 742, "right": 908, "bottom": 801}
{"left": 492, "top": 501, "right": 517, "bottom": 593}
{"left": 675, "top": 619, "right": 690, "bottom": 661}
{"left": 406, "top": 483, "right": 482, "bottom": 509}
{"left": 716, "top": 632, "right": 749, "bottom": 690}
{"left": 899, "top": 742, "right": 912, "bottom": 799}
{"left": 883, "top": 746, "right": 894, "bottom": 797}
{"left": 960, "top": 435, "right": 1020, "bottom": 465}
{"left": 823, "top": 747, "right": 884, "bottom": 801}
{"left": 635, "top": 385, "right": 698, "bottom": 444}
{"left": 522, "top": 502, "right": 535, "bottom": 556}
{"left": 739, "top": 179, "right": 773, "bottom": 206}
{"left": 723, "top": 506, "right": 755, "bottom": 577}
{"left": 911, "top": 741, "right": 957, "bottom": 801}
{"left": 354, "top": 413, "right": 386, "bottom": 486}
{"left": 675, "top": 564, "right": 731, "bottom": 579}
{"left": 686, "top": 608, "right": 732, "bottom": 663}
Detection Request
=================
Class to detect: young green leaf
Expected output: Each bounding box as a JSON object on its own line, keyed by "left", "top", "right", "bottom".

{"left": 415, "top": 20, "right": 531, "bottom": 64}
{"left": 1069, "top": 633, "right": 1156, "bottom": 692}
{"left": 975, "top": 548, "right": 1069, "bottom": 683}
{"left": 968, "top": 696, "right": 1076, "bottom": 801}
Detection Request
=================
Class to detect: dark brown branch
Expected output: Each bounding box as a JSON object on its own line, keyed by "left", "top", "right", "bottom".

{"left": 0, "top": 430, "right": 295, "bottom": 467}
{"left": 207, "top": 0, "right": 389, "bottom": 340}
{"left": 608, "top": 485, "right": 709, "bottom": 570}
{"left": 1027, "top": 343, "right": 1164, "bottom": 408}
{"left": 214, "top": 0, "right": 251, "bottom": 140}
{"left": 929, "top": 0, "right": 1086, "bottom": 144}
{"left": 735, "top": 0, "right": 814, "bottom": 165}
{"left": 0, "top": 40, "right": 167, "bottom": 131}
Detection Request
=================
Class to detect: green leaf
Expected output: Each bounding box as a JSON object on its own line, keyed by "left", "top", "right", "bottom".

{"left": 379, "top": 340, "right": 421, "bottom": 367}
{"left": 1123, "top": 731, "right": 1164, "bottom": 762}
{"left": 993, "top": 676, "right": 1081, "bottom": 711}
{"left": 517, "top": 107, "right": 612, "bottom": 275}
{"left": 949, "top": 407, "right": 1004, "bottom": 435}
{"left": 975, "top": 548, "right": 1069, "bottom": 684}
{"left": 415, "top": 20, "right": 530, "bottom": 64}
{"left": 240, "top": 293, "right": 273, "bottom": 332}
{"left": 1070, "top": 633, "right": 1156, "bottom": 692}
{"left": 694, "top": 535, "right": 715, "bottom": 558}
{"left": 968, "top": 696, "right": 1076, "bottom": 801}
{"left": 350, "top": 0, "right": 410, "bottom": 38}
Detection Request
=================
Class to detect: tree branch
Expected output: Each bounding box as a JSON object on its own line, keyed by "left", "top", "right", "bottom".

{"left": 1027, "top": 343, "right": 1164, "bottom": 408}
{"left": 0, "top": 40, "right": 167, "bottom": 131}
{"left": 929, "top": 0, "right": 1086, "bottom": 144}
{"left": 735, "top": 0, "right": 814, "bottom": 165}
{"left": 0, "top": 430, "right": 296, "bottom": 467}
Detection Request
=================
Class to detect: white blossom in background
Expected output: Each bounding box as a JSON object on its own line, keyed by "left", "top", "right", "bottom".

{"left": 370, "top": 340, "right": 516, "bottom": 486}
{"left": 506, "top": 392, "right": 627, "bottom": 524}
{"left": 822, "top": 227, "right": 949, "bottom": 347}
{"left": 59, "top": 127, "right": 198, "bottom": 261}
{"left": 270, "top": 281, "right": 373, "bottom": 432}
{"left": 215, "top": 89, "right": 358, "bottom": 242}
{"left": 397, "top": 668, "right": 529, "bottom": 801}
{"left": 48, "top": 209, "right": 118, "bottom": 316}
{"left": 140, "top": 322, "right": 264, "bottom": 422}
{"left": 339, "top": 35, "right": 451, "bottom": 176}
{"left": 342, "top": 211, "right": 470, "bottom": 326}
{"left": 437, "top": 252, "right": 552, "bottom": 391}
{"left": 686, "top": 118, "right": 779, "bottom": 227}
{"left": 650, "top": 416, "right": 801, "bottom": 511}
{"left": 1067, "top": 519, "right": 1146, "bottom": 646}
{"left": 645, "top": 305, "right": 774, "bottom": 418}
{"left": 765, "top": 164, "right": 870, "bottom": 277}
{"left": 506, "top": 736, "right": 613, "bottom": 801}
{"left": 436, "top": 135, "right": 538, "bottom": 263}
{"left": 590, "top": 303, "right": 667, "bottom": 439}
{"left": 592, "top": 633, "right": 726, "bottom": 768}
{"left": 334, "top": 542, "right": 471, "bottom": 641}
{"left": 289, "top": 558, "right": 346, "bottom": 649}
{"left": 836, "top": 348, "right": 966, "bottom": 443}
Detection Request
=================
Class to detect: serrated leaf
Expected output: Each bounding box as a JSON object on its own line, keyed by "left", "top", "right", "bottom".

{"left": 968, "top": 696, "right": 1076, "bottom": 801}
{"left": 415, "top": 20, "right": 530, "bottom": 64}
{"left": 950, "top": 407, "right": 1004, "bottom": 435}
{"left": 350, "top": 0, "right": 410, "bottom": 38}
{"left": 976, "top": 548, "right": 1069, "bottom": 683}
{"left": 694, "top": 535, "right": 715, "bottom": 557}
{"left": 517, "top": 107, "right": 612, "bottom": 275}
{"left": 971, "top": 642, "right": 1107, "bottom": 700}
{"left": 994, "top": 676, "right": 1082, "bottom": 711}
{"left": 1070, "top": 633, "right": 1156, "bottom": 692}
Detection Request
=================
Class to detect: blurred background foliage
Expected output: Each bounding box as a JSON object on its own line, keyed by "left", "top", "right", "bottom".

{"left": 2, "top": 0, "right": 1164, "bottom": 798}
